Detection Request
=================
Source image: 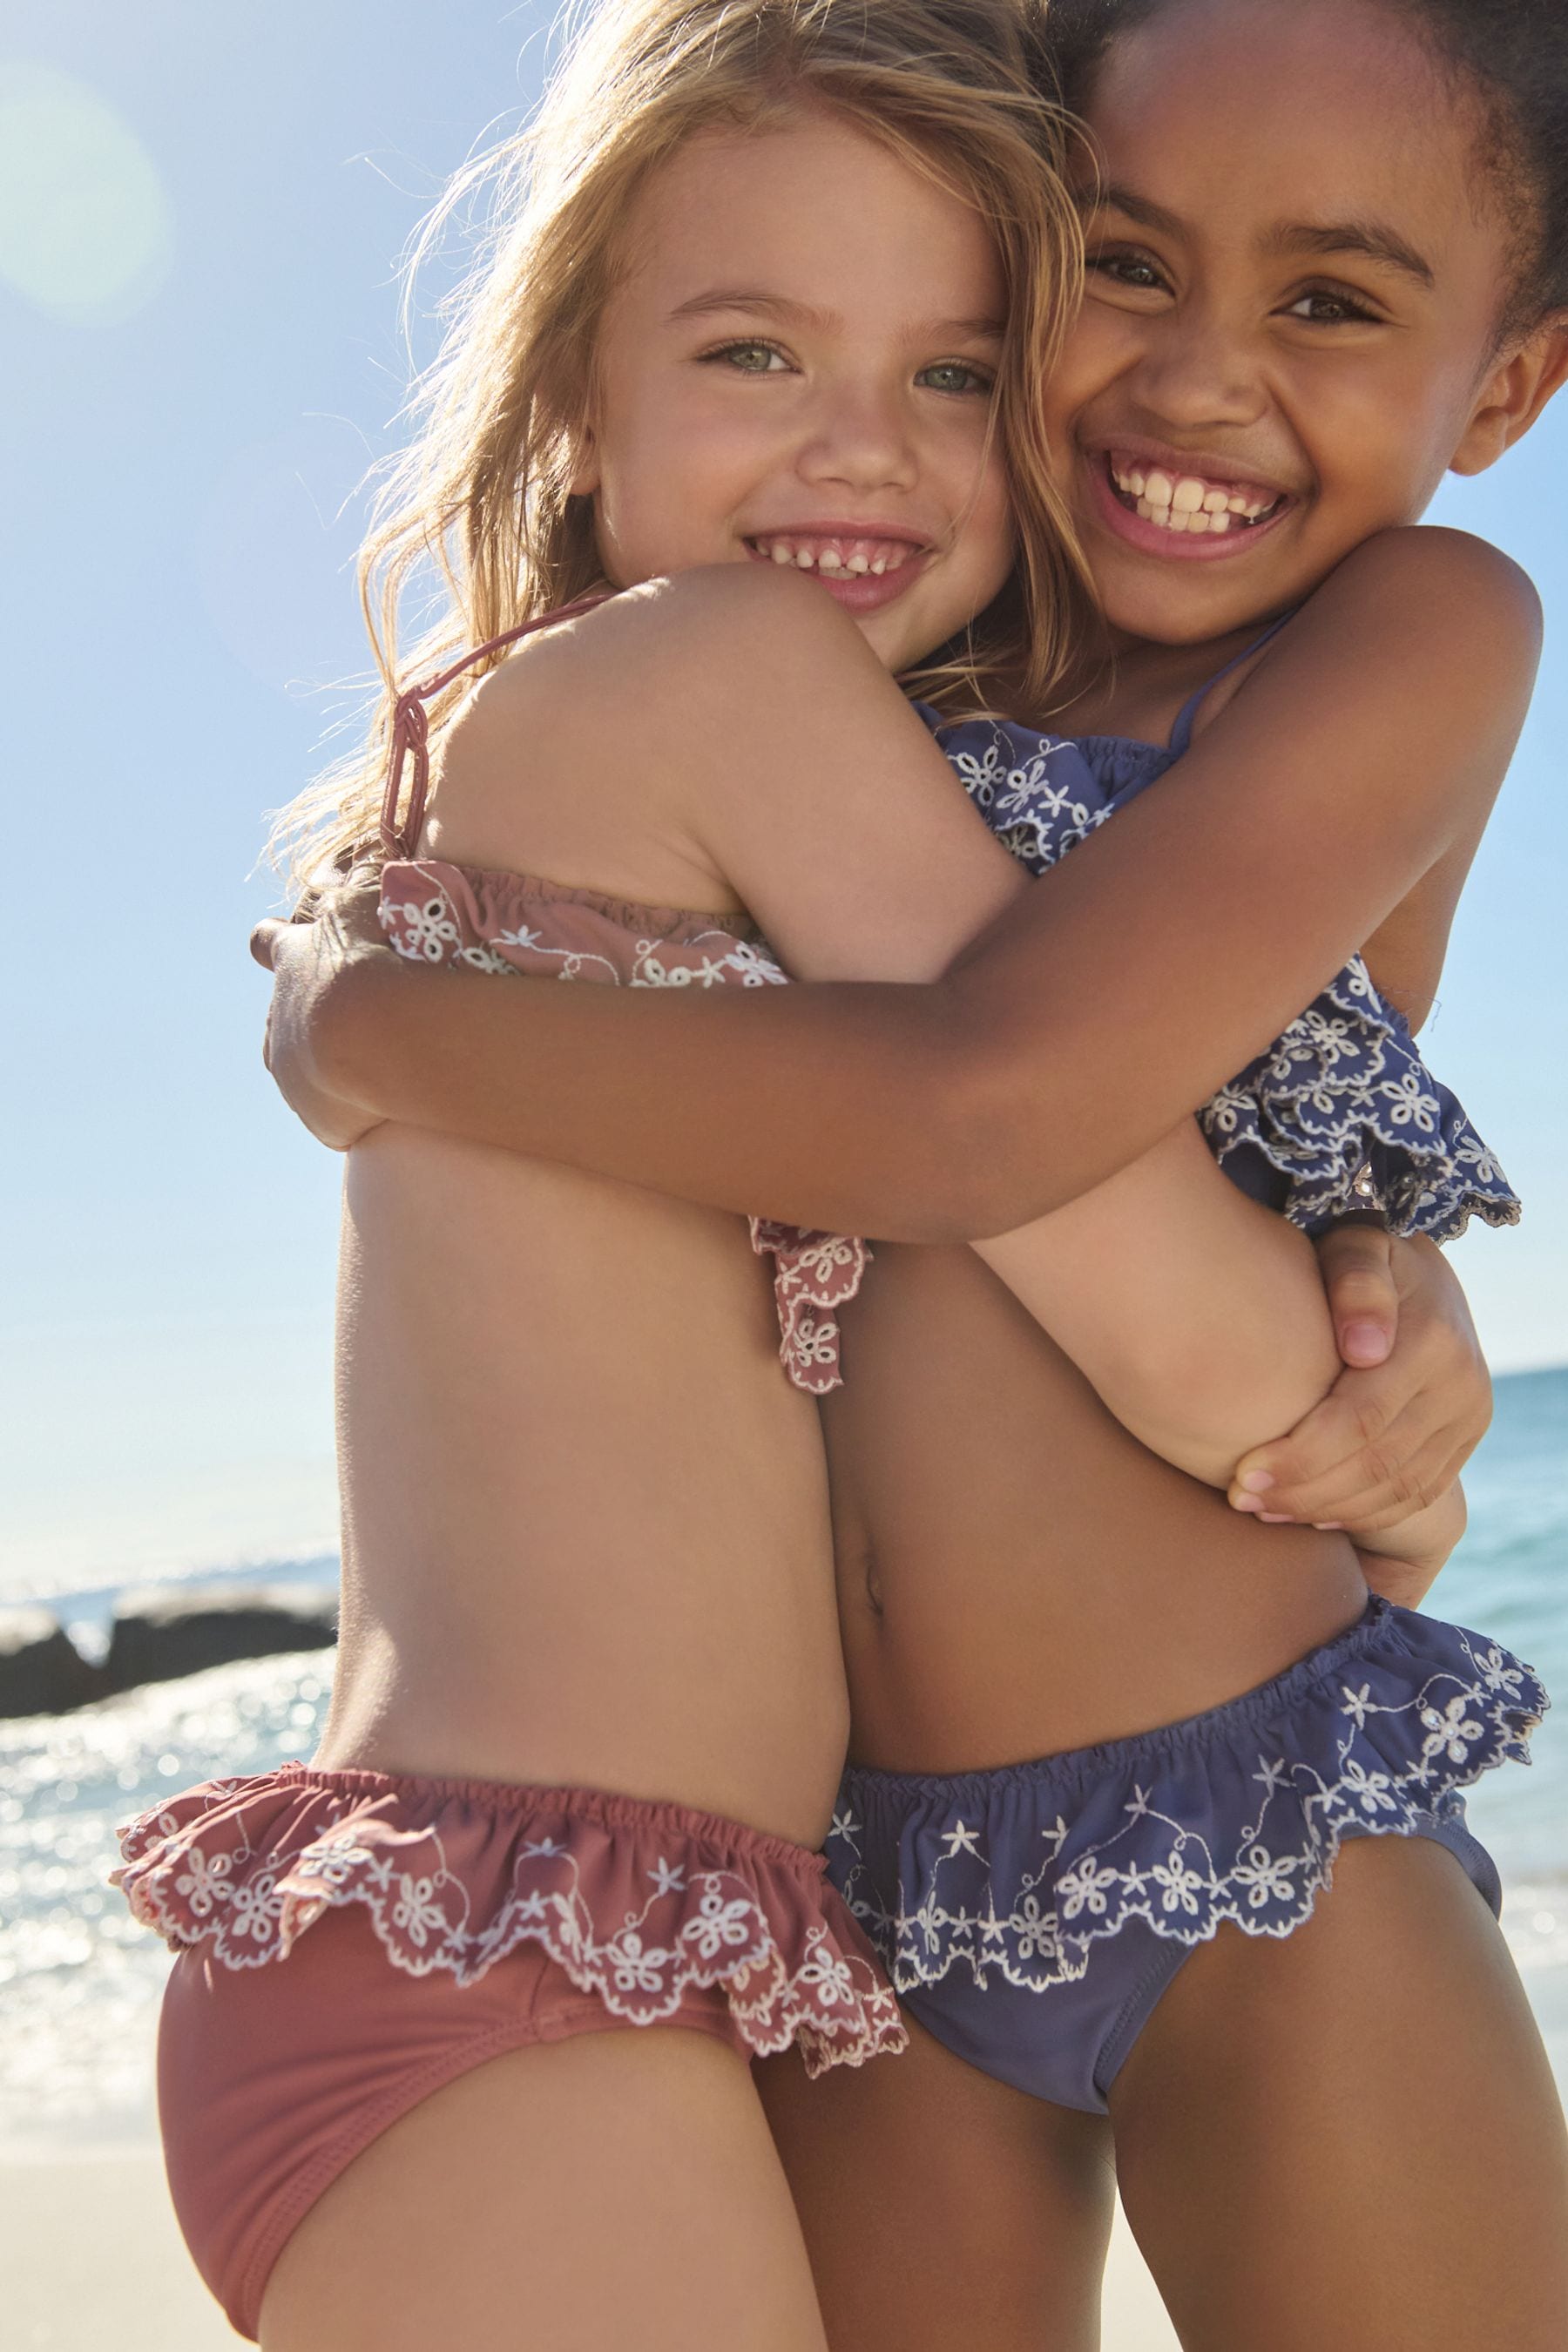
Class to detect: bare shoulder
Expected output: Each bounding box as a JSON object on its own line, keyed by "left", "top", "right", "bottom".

{"left": 1318, "top": 525, "right": 1542, "bottom": 673}
{"left": 420, "top": 567, "right": 860, "bottom": 902}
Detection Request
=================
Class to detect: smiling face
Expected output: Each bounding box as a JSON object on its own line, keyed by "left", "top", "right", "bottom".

{"left": 573, "top": 110, "right": 1017, "bottom": 674}
{"left": 1044, "top": 0, "right": 1544, "bottom": 649}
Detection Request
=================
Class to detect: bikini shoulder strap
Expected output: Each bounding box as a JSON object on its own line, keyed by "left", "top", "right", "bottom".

{"left": 1166, "top": 610, "right": 1295, "bottom": 760}
{"left": 380, "top": 591, "right": 612, "bottom": 858}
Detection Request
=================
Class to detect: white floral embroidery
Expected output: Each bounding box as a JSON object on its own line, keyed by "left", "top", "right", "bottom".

{"left": 826, "top": 1615, "right": 1545, "bottom": 1996}
{"left": 1233, "top": 1845, "right": 1301, "bottom": 1909}
{"left": 1420, "top": 1695, "right": 1484, "bottom": 1767}
{"left": 172, "top": 1846, "right": 233, "bottom": 1916}
{"left": 113, "top": 1771, "right": 907, "bottom": 2078}
{"left": 925, "top": 712, "right": 1521, "bottom": 1244}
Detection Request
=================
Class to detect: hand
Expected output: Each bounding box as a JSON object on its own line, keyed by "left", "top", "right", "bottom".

{"left": 1228, "top": 1226, "right": 1490, "bottom": 1534}
{"left": 1351, "top": 1482, "right": 1469, "bottom": 1612}
{"left": 250, "top": 883, "right": 388, "bottom": 1150}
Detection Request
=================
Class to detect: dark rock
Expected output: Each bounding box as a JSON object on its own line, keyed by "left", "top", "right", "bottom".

{"left": 105, "top": 1583, "right": 339, "bottom": 1694}
{"left": 0, "top": 1607, "right": 108, "bottom": 1718}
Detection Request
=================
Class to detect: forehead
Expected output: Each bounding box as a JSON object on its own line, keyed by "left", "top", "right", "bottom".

{"left": 1089, "top": 0, "right": 1498, "bottom": 267}
{"left": 617, "top": 112, "right": 1004, "bottom": 313}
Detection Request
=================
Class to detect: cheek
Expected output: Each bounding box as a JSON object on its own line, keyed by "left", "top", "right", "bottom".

{"left": 1042, "top": 308, "right": 1136, "bottom": 436}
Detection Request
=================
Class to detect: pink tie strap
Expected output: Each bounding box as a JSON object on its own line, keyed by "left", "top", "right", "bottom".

{"left": 380, "top": 592, "right": 614, "bottom": 856}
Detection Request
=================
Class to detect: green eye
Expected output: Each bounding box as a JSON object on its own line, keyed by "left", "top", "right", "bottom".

{"left": 918, "top": 361, "right": 991, "bottom": 395}
{"left": 706, "top": 341, "right": 787, "bottom": 373}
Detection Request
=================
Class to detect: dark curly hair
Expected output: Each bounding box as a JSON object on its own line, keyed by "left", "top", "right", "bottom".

{"left": 1045, "top": 0, "right": 1568, "bottom": 333}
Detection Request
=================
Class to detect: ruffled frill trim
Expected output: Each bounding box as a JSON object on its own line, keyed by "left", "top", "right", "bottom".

{"left": 749, "top": 1222, "right": 871, "bottom": 1396}
{"left": 1200, "top": 957, "right": 1521, "bottom": 1240}
{"left": 916, "top": 709, "right": 1520, "bottom": 1244}
{"left": 827, "top": 1603, "right": 1545, "bottom": 1994}
{"left": 114, "top": 1767, "right": 905, "bottom": 2076}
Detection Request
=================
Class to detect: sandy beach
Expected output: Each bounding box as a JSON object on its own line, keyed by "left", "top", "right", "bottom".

{"left": 0, "top": 2143, "right": 1179, "bottom": 2350}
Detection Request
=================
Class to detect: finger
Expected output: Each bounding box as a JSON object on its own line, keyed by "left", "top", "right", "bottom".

{"left": 250, "top": 919, "right": 287, "bottom": 971}
{"left": 1237, "top": 1427, "right": 1463, "bottom": 1535}
{"left": 1233, "top": 1379, "right": 1404, "bottom": 1496}
{"left": 1317, "top": 1225, "right": 1397, "bottom": 1367}
{"left": 1231, "top": 1390, "right": 1443, "bottom": 1519}
{"left": 1315, "top": 1442, "right": 1473, "bottom": 1536}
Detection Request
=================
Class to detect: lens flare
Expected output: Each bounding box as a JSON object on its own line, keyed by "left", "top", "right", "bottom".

{"left": 0, "top": 62, "right": 173, "bottom": 323}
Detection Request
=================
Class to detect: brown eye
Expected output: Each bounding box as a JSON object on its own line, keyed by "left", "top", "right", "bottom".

{"left": 1287, "top": 288, "right": 1378, "bottom": 326}
{"left": 1088, "top": 250, "right": 1167, "bottom": 294}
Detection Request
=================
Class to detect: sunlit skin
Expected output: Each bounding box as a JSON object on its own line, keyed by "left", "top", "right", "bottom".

{"left": 253, "top": 24, "right": 1568, "bottom": 2349}
{"left": 578, "top": 116, "right": 1015, "bottom": 677}
{"left": 1044, "top": 0, "right": 1558, "bottom": 712}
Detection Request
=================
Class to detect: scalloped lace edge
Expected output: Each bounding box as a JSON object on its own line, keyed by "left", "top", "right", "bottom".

{"left": 116, "top": 1818, "right": 906, "bottom": 2077}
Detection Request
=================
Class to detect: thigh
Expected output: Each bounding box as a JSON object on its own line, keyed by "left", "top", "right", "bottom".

{"left": 260, "top": 2024, "right": 828, "bottom": 2352}
{"left": 757, "top": 2011, "right": 1114, "bottom": 2352}
{"left": 1111, "top": 1837, "right": 1568, "bottom": 2351}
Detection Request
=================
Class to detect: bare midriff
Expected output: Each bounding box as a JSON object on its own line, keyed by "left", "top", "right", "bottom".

{"left": 321, "top": 1108, "right": 848, "bottom": 1850}
{"left": 824, "top": 1243, "right": 1369, "bottom": 1776}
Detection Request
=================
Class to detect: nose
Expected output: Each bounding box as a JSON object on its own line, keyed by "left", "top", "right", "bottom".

{"left": 1128, "top": 296, "right": 1267, "bottom": 436}
{"left": 794, "top": 378, "right": 919, "bottom": 496}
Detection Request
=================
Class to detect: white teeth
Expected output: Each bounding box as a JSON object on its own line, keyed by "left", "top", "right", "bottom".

{"left": 770, "top": 542, "right": 794, "bottom": 564}
{"left": 795, "top": 548, "right": 814, "bottom": 569}
{"left": 1112, "top": 454, "right": 1277, "bottom": 537}
{"left": 847, "top": 553, "right": 870, "bottom": 574}
{"left": 870, "top": 557, "right": 887, "bottom": 574}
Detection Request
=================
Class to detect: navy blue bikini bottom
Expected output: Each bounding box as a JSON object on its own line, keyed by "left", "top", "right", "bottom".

{"left": 826, "top": 1601, "right": 1544, "bottom": 2114}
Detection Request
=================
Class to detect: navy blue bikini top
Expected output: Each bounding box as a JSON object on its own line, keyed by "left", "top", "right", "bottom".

{"left": 915, "top": 626, "right": 1518, "bottom": 1242}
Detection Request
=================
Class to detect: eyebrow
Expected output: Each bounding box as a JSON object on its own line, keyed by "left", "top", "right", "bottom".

{"left": 666, "top": 289, "right": 1004, "bottom": 339}
{"left": 1263, "top": 220, "right": 1436, "bottom": 288}
{"left": 1085, "top": 185, "right": 1436, "bottom": 289}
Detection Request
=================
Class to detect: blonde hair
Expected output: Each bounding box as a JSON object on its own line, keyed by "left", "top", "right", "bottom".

{"left": 274, "top": 0, "right": 1091, "bottom": 890}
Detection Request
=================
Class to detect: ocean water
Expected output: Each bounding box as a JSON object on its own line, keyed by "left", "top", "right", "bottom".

{"left": 1, "top": 1369, "right": 1564, "bottom": 2149}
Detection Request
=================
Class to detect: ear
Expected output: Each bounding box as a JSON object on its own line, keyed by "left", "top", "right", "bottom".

{"left": 566, "top": 417, "right": 600, "bottom": 498}
{"left": 1450, "top": 316, "right": 1568, "bottom": 476}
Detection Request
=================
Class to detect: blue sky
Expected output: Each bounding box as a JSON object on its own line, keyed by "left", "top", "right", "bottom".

{"left": 4, "top": 1, "right": 1565, "bottom": 1593}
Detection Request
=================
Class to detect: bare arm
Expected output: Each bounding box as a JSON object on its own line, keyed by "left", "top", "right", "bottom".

{"left": 395, "top": 564, "right": 1339, "bottom": 1477}
{"left": 299, "top": 529, "right": 1538, "bottom": 1245}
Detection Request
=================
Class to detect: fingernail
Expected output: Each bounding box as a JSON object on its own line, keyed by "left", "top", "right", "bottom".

{"left": 1231, "top": 1494, "right": 1262, "bottom": 1513}
{"left": 1314, "top": 1522, "right": 1345, "bottom": 1532}
{"left": 1259, "top": 1512, "right": 1294, "bottom": 1525}
{"left": 1240, "top": 1471, "right": 1274, "bottom": 1495}
{"left": 1343, "top": 1320, "right": 1390, "bottom": 1365}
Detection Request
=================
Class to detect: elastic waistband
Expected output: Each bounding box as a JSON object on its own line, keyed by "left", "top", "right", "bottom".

{"left": 257, "top": 1759, "right": 829, "bottom": 1878}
